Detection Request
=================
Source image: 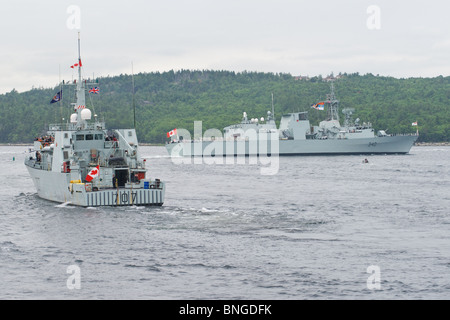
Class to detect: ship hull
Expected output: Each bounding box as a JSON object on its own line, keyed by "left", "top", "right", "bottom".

{"left": 166, "top": 135, "right": 418, "bottom": 157}
{"left": 26, "top": 165, "right": 164, "bottom": 207}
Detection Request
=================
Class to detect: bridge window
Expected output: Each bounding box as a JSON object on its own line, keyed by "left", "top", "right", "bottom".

{"left": 76, "top": 134, "right": 84, "bottom": 141}
{"left": 298, "top": 113, "right": 308, "bottom": 121}
{"left": 86, "top": 134, "right": 94, "bottom": 141}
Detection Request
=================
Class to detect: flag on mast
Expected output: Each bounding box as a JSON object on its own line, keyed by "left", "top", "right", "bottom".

{"left": 70, "top": 59, "right": 82, "bottom": 68}
{"left": 412, "top": 122, "right": 418, "bottom": 126}
{"left": 50, "top": 90, "right": 63, "bottom": 104}
{"left": 89, "top": 87, "right": 100, "bottom": 94}
{"left": 311, "top": 102, "right": 325, "bottom": 110}
{"left": 167, "top": 128, "right": 177, "bottom": 138}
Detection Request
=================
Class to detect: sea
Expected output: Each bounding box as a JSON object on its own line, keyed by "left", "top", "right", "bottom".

{"left": 0, "top": 145, "right": 449, "bottom": 300}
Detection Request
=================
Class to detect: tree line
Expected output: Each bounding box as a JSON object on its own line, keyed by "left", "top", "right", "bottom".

{"left": 0, "top": 71, "right": 448, "bottom": 143}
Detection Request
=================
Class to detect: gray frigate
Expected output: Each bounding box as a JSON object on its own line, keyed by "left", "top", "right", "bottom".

{"left": 166, "top": 84, "right": 418, "bottom": 157}
{"left": 25, "top": 34, "right": 165, "bottom": 207}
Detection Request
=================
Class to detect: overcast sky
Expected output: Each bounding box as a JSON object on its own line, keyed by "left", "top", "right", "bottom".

{"left": 1, "top": 0, "right": 449, "bottom": 94}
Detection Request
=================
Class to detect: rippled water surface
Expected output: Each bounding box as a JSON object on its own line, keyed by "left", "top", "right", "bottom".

{"left": 0, "top": 146, "right": 449, "bottom": 299}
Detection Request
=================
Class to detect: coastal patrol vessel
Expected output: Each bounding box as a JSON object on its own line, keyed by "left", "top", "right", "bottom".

{"left": 25, "top": 34, "right": 165, "bottom": 207}
{"left": 166, "top": 86, "right": 418, "bottom": 157}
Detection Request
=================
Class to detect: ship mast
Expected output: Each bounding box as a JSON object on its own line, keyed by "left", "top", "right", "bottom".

{"left": 75, "top": 32, "right": 86, "bottom": 129}
{"left": 326, "top": 81, "right": 339, "bottom": 122}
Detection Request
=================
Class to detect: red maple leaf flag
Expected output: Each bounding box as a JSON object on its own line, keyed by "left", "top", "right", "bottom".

{"left": 70, "top": 59, "right": 82, "bottom": 69}
{"left": 167, "top": 128, "right": 177, "bottom": 138}
{"left": 86, "top": 165, "right": 100, "bottom": 182}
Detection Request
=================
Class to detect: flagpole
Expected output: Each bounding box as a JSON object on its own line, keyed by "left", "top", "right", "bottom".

{"left": 55, "top": 64, "right": 60, "bottom": 123}
{"left": 59, "top": 64, "right": 63, "bottom": 124}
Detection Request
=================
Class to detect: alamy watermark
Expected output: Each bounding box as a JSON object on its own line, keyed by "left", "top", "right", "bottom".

{"left": 66, "top": 265, "right": 81, "bottom": 290}
{"left": 367, "top": 5, "right": 381, "bottom": 30}
{"left": 67, "top": 5, "right": 81, "bottom": 30}
{"left": 367, "top": 265, "right": 381, "bottom": 290}
{"left": 168, "top": 121, "right": 280, "bottom": 175}
{"left": 64, "top": 264, "right": 382, "bottom": 292}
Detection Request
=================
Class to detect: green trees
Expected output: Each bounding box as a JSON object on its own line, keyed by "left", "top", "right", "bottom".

{"left": 0, "top": 71, "right": 448, "bottom": 143}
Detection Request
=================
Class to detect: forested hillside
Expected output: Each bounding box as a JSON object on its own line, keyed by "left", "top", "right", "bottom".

{"left": 0, "top": 71, "right": 449, "bottom": 143}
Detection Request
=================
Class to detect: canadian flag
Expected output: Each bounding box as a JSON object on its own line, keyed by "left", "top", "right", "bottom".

{"left": 167, "top": 128, "right": 177, "bottom": 138}
{"left": 86, "top": 165, "right": 100, "bottom": 182}
{"left": 70, "top": 59, "right": 83, "bottom": 69}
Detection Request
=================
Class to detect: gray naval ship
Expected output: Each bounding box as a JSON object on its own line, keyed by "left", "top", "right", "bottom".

{"left": 25, "top": 35, "right": 165, "bottom": 207}
{"left": 166, "top": 85, "right": 418, "bottom": 157}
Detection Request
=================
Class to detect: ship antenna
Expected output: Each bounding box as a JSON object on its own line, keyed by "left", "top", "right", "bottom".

{"left": 271, "top": 93, "right": 275, "bottom": 120}
{"left": 330, "top": 81, "right": 335, "bottom": 100}
{"left": 131, "top": 62, "right": 136, "bottom": 129}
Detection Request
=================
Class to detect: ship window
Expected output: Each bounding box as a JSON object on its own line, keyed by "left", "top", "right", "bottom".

{"left": 63, "top": 151, "right": 69, "bottom": 160}
{"left": 86, "top": 134, "right": 94, "bottom": 141}
{"left": 298, "top": 113, "right": 308, "bottom": 121}
{"left": 64, "top": 133, "right": 69, "bottom": 139}
{"left": 95, "top": 134, "right": 103, "bottom": 140}
{"left": 76, "top": 134, "right": 84, "bottom": 141}
{"left": 128, "top": 131, "right": 133, "bottom": 137}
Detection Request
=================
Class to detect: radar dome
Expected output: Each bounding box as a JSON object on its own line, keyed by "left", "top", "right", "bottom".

{"left": 70, "top": 113, "right": 78, "bottom": 123}
{"left": 80, "top": 108, "right": 92, "bottom": 120}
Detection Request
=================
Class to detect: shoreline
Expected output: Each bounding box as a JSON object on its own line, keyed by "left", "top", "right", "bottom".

{"left": 0, "top": 143, "right": 165, "bottom": 147}
{"left": 1, "top": 142, "right": 449, "bottom": 147}
{"left": 414, "top": 142, "right": 450, "bottom": 146}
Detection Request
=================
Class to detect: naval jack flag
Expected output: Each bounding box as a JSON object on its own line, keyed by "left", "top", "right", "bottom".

{"left": 50, "top": 90, "right": 63, "bottom": 104}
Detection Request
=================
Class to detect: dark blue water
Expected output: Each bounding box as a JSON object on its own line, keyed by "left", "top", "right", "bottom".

{"left": 1, "top": 146, "right": 449, "bottom": 299}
